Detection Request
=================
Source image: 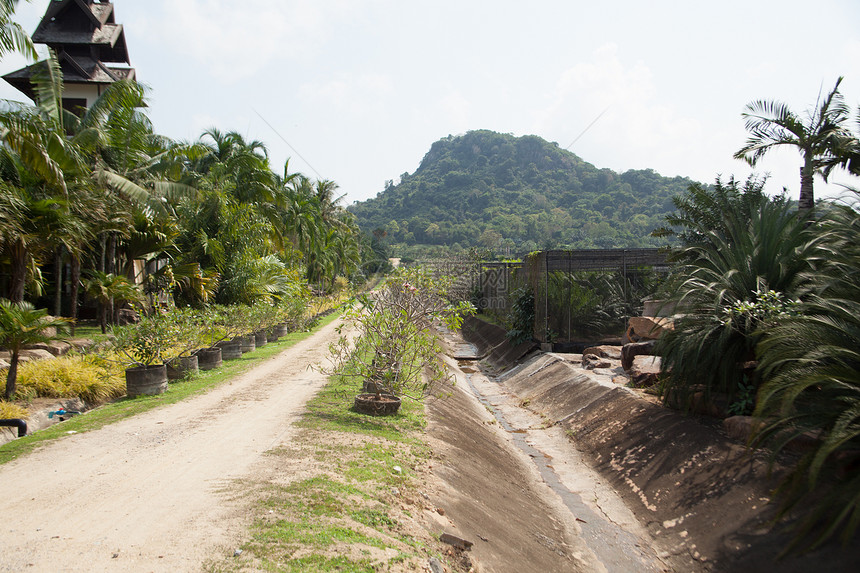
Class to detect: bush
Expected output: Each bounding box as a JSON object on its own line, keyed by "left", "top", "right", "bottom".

{"left": 751, "top": 195, "right": 860, "bottom": 552}
{"left": 656, "top": 180, "right": 817, "bottom": 410}
{"left": 15, "top": 353, "right": 126, "bottom": 405}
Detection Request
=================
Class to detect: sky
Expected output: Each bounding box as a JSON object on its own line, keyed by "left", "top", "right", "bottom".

{"left": 1, "top": 0, "right": 859, "bottom": 205}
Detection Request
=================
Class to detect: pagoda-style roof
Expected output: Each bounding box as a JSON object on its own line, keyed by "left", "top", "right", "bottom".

{"left": 32, "top": 0, "right": 129, "bottom": 63}
{"left": 2, "top": 0, "right": 135, "bottom": 104}
{"left": 3, "top": 57, "right": 135, "bottom": 102}
{"left": 33, "top": 0, "right": 129, "bottom": 63}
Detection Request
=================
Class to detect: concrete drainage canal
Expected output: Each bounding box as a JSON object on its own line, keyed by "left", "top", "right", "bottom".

{"left": 452, "top": 346, "right": 665, "bottom": 573}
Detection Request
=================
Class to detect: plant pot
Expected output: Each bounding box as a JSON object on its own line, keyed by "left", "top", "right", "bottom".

{"left": 275, "top": 323, "right": 290, "bottom": 337}
{"left": 254, "top": 330, "right": 267, "bottom": 347}
{"left": 165, "top": 355, "right": 199, "bottom": 380}
{"left": 194, "top": 347, "right": 222, "bottom": 371}
{"left": 125, "top": 364, "right": 168, "bottom": 397}
{"left": 216, "top": 339, "right": 242, "bottom": 360}
{"left": 353, "top": 393, "right": 402, "bottom": 416}
{"left": 237, "top": 334, "right": 255, "bottom": 353}
{"left": 265, "top": 327, "right": 280, "bottom": 342}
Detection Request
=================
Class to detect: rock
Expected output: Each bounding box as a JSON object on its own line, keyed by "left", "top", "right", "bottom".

{"left": 117, "top": 308, "right": 140, "bottom": 325}
{"left": 440, "top": 532, "right": 473, "bottom": 551}
{"left": 23, "top": 341, "right": 73, "bottom": 357}
{"left": 581, "top": 345, "right": 622, "bottom": 360}
{"left": 628, "top": 316, "right": 674, "bottom": 341}
{"left": 582, "top": 354, "right": 612, "bottom": 370}
{"left": 0, "top": 358, "right": 9, "bottom": 370}
{"left": 68, "top": 338, "right": 96, "bottom": 352}
{"left": 428, "top": 557, "right": 445, "bottom": 573}
{"left": 20, "top": 349, "right": 56, "bottom": 362}
{"left": 629, "top": 355, "right": 661, "bottom": 388}
{"left": 621, "top": 340, "right": 656, "bottom": 371}
{"left": 723, "top": 416, "right": 762, "bottom": 441}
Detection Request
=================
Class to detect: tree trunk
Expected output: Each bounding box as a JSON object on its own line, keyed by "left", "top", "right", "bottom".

{"left": 107, "top": 233, "right": 117, "bottom": 275}
{"left": 99, "top": 303, "right": 107, "bottom": 334}
{"left": 8, "top": 239, "right": 27, "bottom": 303}
{"left": 798, "top": 162, "right": 815, "bottom": 211}
{"left": 69, "top": 255, "right": 81, "bottom": 336}
{"left": 54, "top": 247, "right": 64, "bottom": 317}
{"left": 4, "top": 352, "right": 19, "bottom": 401}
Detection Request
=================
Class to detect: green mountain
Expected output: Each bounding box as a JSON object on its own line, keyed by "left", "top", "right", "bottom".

{"left": 349, "top": 130, "right": 695, "bottom": 256}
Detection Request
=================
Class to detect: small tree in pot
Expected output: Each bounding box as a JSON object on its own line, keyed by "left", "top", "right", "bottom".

{"left": 112, "top": 310, "right": 178, "bottom": 397}
{"left": 324, "top": 268, "right": 475, "bottom": 415}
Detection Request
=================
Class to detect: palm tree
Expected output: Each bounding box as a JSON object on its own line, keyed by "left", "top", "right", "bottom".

{"left": 734, "top": 77, "right": 854, "bottom": 210}
{"left": 0, "top": 0, "right": 36, "bottom": 60}
{"left": 83, "top": 271, "right": 144, "bottom": 333}
{"left": 0, "top": 299, "right": 71, "bottom": 400}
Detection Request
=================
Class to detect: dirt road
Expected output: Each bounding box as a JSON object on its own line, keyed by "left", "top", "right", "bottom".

{"left": 0, "top": 318, "right": 343, "bottom": 573}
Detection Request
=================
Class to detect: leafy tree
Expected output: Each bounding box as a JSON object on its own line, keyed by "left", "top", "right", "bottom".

{"left": 83, "top": 271, "right": 143, "bottom": 333}
{"left": 734, "top": 77, "right": 855, "bottom": 210}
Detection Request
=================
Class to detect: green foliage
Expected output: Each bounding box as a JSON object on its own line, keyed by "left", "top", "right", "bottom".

{"left": 349, "top": 130, "right": 692, "bottom": 255}
{"left": 750, "top": 194, "right": 860, "bottom": 552}
{"left": 0, "top": 299, "right": 71, "bottom": 400}
{"left": 325, "top": 268, "right": 475, "bottom": 400}
{"left": 111, "top": 309, "right": 180, "bottom": 366}
{"left": 15, "top": 353, "right": 125, "bottom": 405}
{"left": 505, "top": 286, "right": 535, "bottom": 344}
{"left": 655, "top": 180, "right": 816, "bottom": 409}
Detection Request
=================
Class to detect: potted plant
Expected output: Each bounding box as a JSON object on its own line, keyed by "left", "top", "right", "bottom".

{"left": 162, "top": 307, "right": 201, "bottom": 379}
{"left": 190, "top": 306, "right": 230, "bottom": 369}
{"left": 324, "top": 269, "right": 475, "bottom": 415}
{"left": 112, "top": 310, "right": 176, "bottom": 397}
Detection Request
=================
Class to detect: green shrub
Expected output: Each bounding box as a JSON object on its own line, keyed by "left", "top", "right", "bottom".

{"left": 656, "top": 179, "right": 817, "bottom": 410}
{"left": 751, "top": 196, "right": 860, "bottom": 552}
{"left": 15, "top": 354, "right": 125, "bottom": 405}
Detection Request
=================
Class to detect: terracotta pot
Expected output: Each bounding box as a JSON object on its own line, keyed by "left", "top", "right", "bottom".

{"left": 193, "top": 347, "right": 222, "bottom": 371}
{"left": 353, "top": 393, "right": 402, "bottom": 416}
{"left": 125, "top": 364, "right": 168, "bottom": 397}
{"left": 165, "top": 355, "right": 199, "bottom": 380}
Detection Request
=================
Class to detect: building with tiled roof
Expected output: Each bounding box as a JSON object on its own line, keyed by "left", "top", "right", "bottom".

{"left": 3, "top": 0, "right": 135, "bottom": 112}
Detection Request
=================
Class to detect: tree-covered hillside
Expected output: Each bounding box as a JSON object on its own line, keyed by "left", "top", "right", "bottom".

{"left": 349, "top": 130, "right": 696, "bottom": 256}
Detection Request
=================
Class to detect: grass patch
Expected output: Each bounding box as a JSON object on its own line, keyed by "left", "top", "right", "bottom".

{"left": 212, "top": 363, "right": 462, "bottom": 571}
{"left": 0, "top": 312, "right": 342, "bottom": 465}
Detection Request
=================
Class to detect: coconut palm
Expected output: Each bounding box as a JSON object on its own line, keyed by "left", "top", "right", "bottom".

{"left": 0, "top": 299, "right": 71, "bottom": 400}
{"left": 734, "top": 77, "right": 854, "bottom": 211}
{"left": 0, "top": 0, "right": 36, "bottom": 60}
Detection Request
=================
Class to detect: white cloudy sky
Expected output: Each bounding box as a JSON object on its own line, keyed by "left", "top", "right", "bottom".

{"left": 2, "top": 0, "right": 859, "bottom": 204}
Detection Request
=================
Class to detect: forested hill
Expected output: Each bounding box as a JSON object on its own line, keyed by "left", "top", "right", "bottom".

{"left": 348, "top": 130, "right": 696, "bottom": 255}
